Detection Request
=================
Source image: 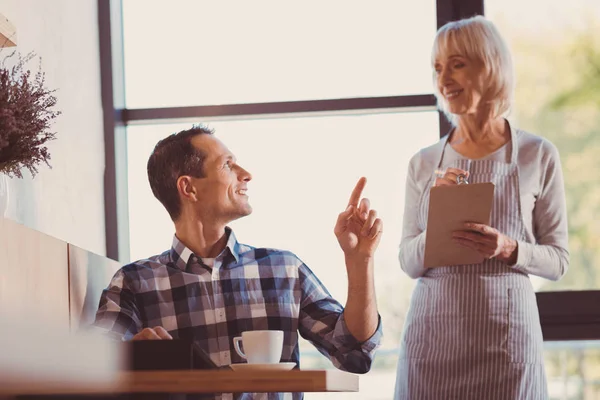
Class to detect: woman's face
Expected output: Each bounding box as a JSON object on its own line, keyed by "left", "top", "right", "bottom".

{"left": 434, "top": 52, "right": 486, "bottom": 116}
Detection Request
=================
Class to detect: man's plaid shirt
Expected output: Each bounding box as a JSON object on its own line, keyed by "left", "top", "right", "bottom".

{"left": 93, "top": 228, "right": 382, "bottom": 400}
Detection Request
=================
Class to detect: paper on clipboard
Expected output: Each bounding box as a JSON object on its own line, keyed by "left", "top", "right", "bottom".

{"left": 424, "top": 182, "right": 495, "bottom": 268}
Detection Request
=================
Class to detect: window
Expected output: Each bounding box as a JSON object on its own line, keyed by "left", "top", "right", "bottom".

{"left": 106, "top": 0, "right": 600, "bottom": 398}
{"left": 486, "top": 0, "right": 600, "bottom": 292}
{"left": 126, "top": 112, "right": 440, "bottom": 399}
{"left": 544, "top": 341, "right": 600, "bottom": 399}
{"left": 122, "top": 0, "right": 437, "bottom": 108}
{"left": 102, "top": 0, "right": 600, "bottom": 398}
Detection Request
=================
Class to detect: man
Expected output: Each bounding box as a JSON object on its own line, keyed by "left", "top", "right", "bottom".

{"left": 93, "top": 125, "right": 383, "bottom": 400}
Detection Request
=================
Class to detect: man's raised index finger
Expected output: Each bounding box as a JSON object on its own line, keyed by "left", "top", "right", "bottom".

{"left": 348, "top": 177, "right": 367, "bottom": 207}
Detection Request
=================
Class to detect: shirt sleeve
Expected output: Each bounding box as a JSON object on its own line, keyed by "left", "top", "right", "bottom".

{"left": 399, "top": 153, "right": 428, "bottom": 278}
{"left": 92, "top": 269, "right": 142, "bottom": 341}
{"left": 297, "top": 263, "right": 382, "bottom": 374}
{"left": 513, "top": 142, "right": 570, "bottom": 280}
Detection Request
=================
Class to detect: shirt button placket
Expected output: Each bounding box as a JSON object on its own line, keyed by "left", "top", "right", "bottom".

{"left": 213, "top": 262, "right": 230, "bottom": 367}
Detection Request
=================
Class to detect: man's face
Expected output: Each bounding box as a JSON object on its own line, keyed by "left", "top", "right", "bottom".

{"left": 189, "top": 134, "right": 253, "bottom": 223}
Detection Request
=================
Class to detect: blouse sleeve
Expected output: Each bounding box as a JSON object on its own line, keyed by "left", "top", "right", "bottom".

{"left": 512, "top": 141, "right": 569, "bottom": 280}
{"left": 399, "top": 153, "right": 428, "bottom": 279}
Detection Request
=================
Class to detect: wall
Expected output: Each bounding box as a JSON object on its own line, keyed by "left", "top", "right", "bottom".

{"left": 0, "top": 217, "right": 122, "bottom": 394}
{"left": 0, "top": 0, "right": 106, "bottom": 256}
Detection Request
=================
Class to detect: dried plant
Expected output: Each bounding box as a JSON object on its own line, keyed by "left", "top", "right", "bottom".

{"left": 0, "top": 51, "right": 60, "bottom": 178}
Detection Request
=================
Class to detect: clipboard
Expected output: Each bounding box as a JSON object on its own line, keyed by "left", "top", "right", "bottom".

{"left": 424, "top": 182, "right": 495, "bottom": 268}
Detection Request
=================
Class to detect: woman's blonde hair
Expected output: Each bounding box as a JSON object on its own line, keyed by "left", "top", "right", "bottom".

{"left": 432, "top": 15, "right": 514, "bottom": 125}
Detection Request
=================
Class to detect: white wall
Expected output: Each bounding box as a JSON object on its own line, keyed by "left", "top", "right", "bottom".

{"left": 0, "top": 0, "right": 106, "bottom": 256}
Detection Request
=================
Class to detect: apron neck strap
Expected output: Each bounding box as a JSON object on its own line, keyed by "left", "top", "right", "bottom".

{"left": 507, "top": 120, "right": 518, "bottom": 164}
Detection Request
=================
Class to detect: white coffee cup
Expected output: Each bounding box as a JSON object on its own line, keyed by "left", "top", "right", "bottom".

{"left": 233, "top": 330, "right": 283, "bottom": 364}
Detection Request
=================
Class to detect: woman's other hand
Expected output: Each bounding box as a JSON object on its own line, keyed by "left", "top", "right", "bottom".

{"left": 452, "top": 222, "right": 518, "bottom": 265}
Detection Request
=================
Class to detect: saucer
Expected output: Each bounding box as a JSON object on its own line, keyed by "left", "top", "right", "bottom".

{"left": 229, "top": 362, "right": 296, "bottom": 372}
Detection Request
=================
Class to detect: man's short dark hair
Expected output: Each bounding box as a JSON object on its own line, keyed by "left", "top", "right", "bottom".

{"left": 147, "top": 125, "right": 214, "bottom": 221}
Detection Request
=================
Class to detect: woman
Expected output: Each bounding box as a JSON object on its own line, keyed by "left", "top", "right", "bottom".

{"left": 395, "top": 16, "right": 569, "bottom": 399}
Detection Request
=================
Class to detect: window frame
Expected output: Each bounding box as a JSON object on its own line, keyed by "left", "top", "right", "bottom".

{"left": 98, "top": 0, "right": 598, "bottom": 342}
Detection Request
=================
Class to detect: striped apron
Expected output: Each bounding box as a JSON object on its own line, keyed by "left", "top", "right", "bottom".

{"left": 394, "top": 128, "right": 548, "bottom": 400}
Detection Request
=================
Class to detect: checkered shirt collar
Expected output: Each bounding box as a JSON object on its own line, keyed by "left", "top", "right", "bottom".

{"left": 169, "top": 226, "right": 240, "bottom": 271}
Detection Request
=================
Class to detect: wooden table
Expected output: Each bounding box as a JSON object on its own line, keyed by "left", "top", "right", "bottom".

{"left": 0, "top": 369, "right": 358, "bottom": 396}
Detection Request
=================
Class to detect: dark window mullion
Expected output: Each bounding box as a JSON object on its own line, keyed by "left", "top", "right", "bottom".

{"left": 99, "top": 0, "right": 119, "bottom": 261}
{"left": 100, "top": 0, "right": 129, "bottom": 262}
{"left": 122, "top": 95, "right": 437, "bottom": 125}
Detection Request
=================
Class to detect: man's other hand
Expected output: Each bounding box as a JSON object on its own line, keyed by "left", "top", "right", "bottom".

{"left": 132, "top": 327, "right": 173, "bottom": 340}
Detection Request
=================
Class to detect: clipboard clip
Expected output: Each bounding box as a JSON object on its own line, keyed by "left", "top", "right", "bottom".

{"left": 456, "top": 174, "right": 469, "bottom": 185}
